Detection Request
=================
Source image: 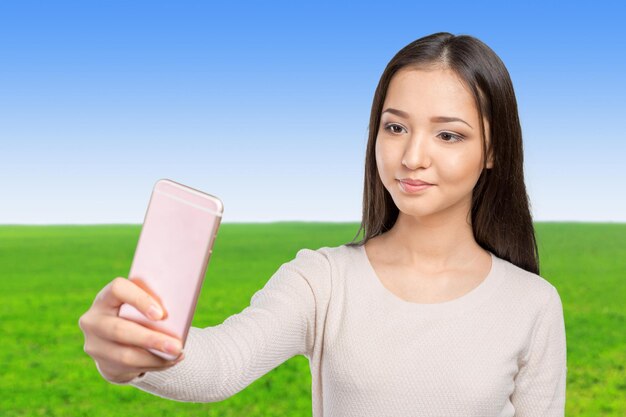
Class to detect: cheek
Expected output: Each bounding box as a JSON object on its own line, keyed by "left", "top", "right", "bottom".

{"left": 375, "top": 142, "right": 397, "bottom": 182}
{"left": 375, "top": 141, "right": 387, "bottom": 176}
{"left": 437, "top": 150, "right": 482, "bottom": 184}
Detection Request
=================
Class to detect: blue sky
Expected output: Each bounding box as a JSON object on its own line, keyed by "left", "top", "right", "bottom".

{"left": 1, "top": 0, "right": 624, "bottom": 224}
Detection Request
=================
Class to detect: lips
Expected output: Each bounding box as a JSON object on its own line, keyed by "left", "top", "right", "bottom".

{"left": 399, "top": 179, "right": 434, "bottom": 186}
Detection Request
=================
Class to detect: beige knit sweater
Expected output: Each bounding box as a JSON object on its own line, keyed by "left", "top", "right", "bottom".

{"left": 118, "top": 243, "right": 567, "bottom": 416}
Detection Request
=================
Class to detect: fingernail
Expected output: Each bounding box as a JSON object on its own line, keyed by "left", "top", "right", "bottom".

{"left": 164, "top": 340, "right": 181, "bottom": 355}
{"left": 147, "top": 304, "right": 163, "bottom": 320}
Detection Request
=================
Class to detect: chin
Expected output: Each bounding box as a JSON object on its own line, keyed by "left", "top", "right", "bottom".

{"left": 392, "top": 199, "right": 436, "bottom": 217}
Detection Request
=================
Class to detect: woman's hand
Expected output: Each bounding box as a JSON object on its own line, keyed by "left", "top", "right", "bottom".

{"left": 78, "top": 277, "right": 185, "bottom": 384}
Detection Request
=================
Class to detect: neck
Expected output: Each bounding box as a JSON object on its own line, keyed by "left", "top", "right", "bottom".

{"left": 384, "top": 205, "right": 484, "bottom": 272}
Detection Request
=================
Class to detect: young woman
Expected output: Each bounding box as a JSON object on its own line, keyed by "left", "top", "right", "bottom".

{"left": 79, "top": 32, "right": 567, "bottom": 416}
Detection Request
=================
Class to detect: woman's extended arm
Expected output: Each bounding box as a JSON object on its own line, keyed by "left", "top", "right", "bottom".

{"left": 117, "top": 248, "right": 332, "bottom": 402}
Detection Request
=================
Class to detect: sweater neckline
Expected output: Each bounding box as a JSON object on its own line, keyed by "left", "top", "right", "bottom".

{"left": 355, "top": 243, "right": 505, "bottom": 316}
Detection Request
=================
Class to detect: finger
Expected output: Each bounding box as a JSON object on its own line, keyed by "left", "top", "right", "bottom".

{"left": 87, "top": 336, "right": 184, "bottom": 374}
{"left": 89, "top": 314, "right": 183, "bottom": 357}
{"left": 96, "top": 277, "right": 165, "bottom": 320}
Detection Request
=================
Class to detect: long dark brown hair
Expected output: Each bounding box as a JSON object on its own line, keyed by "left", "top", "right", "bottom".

{"left": 345, "top": 32, "right": 540, "bottom": 275}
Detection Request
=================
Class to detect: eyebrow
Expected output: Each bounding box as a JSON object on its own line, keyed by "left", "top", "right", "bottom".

{"left": 382, "top": 107, "right": 473, "bottom": 130}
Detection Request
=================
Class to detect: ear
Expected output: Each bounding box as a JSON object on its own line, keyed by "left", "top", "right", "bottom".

{"left": 486, "top": 148, "right": 494, "bottom": 169}
{"left": 485, "top": 136, "right": 494, "bottom": 169}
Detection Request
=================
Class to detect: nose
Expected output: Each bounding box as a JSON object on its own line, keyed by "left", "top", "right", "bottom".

{"left": 401, "top": 132, "right": 431, "bottom": 169}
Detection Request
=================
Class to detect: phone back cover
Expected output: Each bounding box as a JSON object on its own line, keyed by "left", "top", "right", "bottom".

{"left": 119, "top": 179, "right": 223, "bottom": 345}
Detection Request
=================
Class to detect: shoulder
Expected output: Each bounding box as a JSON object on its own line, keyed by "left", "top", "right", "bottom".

{"left": 290, "top": 243, "right": 355, "bottom": 270}
{"left": 284, "top": 244, "right": 359, "bottom": 287}
{"left": 494, "top": 256, "right": 567, "bottom": 370}
{"left": 272, "top": 244, "right": 350, "bottom": 289}
{"left": 249, "top": 245, "right": 340, "bottom": 312}
{"left": 495, "top": 255, "right": 563, "bottom": 314}
{"left": 493, "top": 256, "right": 566, "bottom": 362}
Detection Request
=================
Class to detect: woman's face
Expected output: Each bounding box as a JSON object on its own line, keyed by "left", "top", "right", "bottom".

{"left": 375, "top": 67, "right": 492, "bottom": 221}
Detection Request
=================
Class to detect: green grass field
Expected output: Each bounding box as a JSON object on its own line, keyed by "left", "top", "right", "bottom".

{"left": 0, "top": 222, "right": 624, "bottom": 416}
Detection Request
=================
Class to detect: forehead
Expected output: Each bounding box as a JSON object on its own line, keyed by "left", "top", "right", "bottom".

{"left": 384, "top": 67, "right": 477, "bottom": 119}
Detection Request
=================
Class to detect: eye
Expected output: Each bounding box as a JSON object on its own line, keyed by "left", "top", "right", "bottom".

{"left": 383, "top": 123, "right": 465, "bottom": 143}
{"left": 383, "top": 123, "right": 406, "bottom": 134}
{"left": 437, "top": 132, "right": 465, "bottom": 143}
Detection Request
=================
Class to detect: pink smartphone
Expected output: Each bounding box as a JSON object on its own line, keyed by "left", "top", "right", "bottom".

{"left": 118, "top": 178, "right": 223, "bottom": 360}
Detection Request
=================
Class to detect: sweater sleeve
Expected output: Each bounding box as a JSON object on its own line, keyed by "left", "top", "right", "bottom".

{"left": 510, "top": 285, "right": 568, "bottom": 417}
{"left": 114, "top": 247, "right": 331, "bottom": 402}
